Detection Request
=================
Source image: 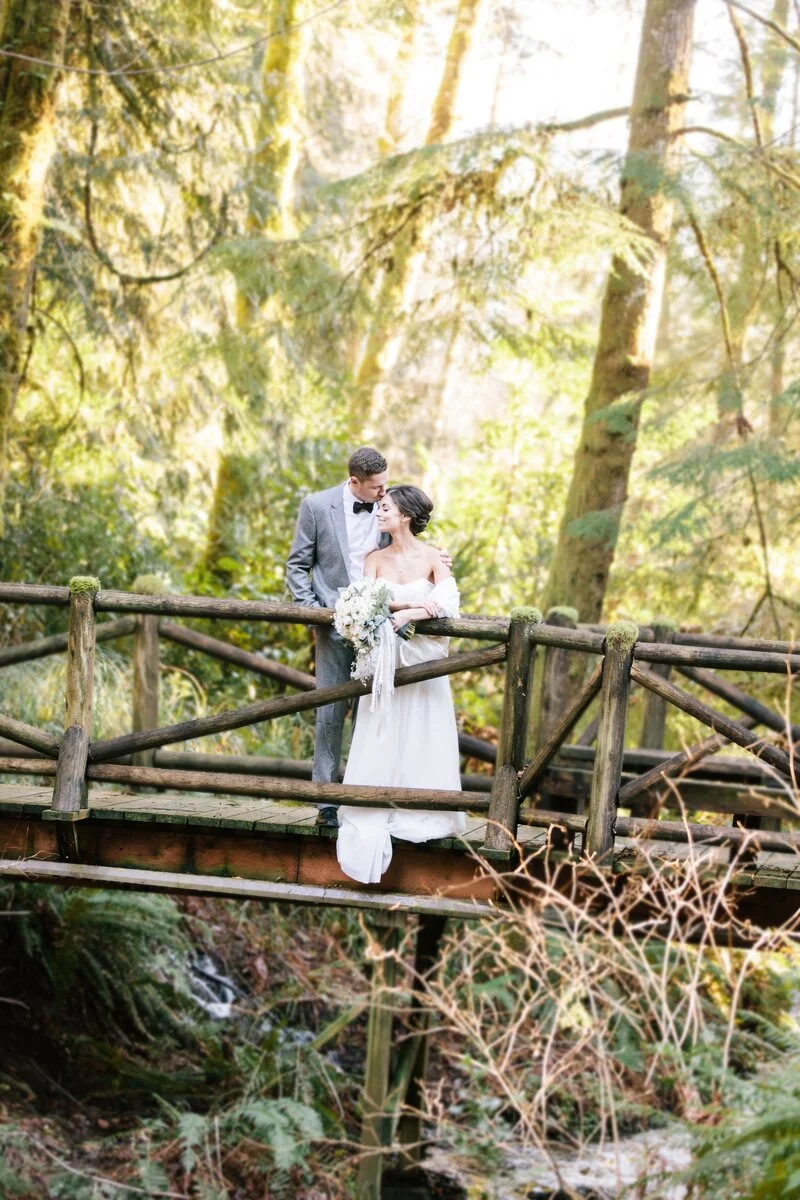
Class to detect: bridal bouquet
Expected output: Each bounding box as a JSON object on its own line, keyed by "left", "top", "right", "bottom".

{"left": 334, "top": 578, "right": 397, "bottom": 737}
{"left": 334, "top": 578, "right": 393, "bottom": 681}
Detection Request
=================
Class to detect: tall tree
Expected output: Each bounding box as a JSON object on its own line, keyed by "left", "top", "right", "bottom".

{"left": 203, "top": 0, "right": 304, "bottom": 577}
{"left": 0, "top": 0, "right": 73, "bottom": 534}
{"left": 351, "top": 0, "right": 484, "bottom": 430}
{"left": 541, "top": 0, "right": 696, "bottom": 622}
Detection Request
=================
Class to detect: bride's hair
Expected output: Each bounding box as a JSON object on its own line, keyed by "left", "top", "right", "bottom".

{"left": 387, "top": 485, "right": 433, "bottom": 535}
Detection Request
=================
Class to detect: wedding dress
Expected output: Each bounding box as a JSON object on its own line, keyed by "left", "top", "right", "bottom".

{"left": 336, "top": 577, "right": 466, "bottom": 884}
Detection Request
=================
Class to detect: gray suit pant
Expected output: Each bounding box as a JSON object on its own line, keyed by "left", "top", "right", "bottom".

{"left": 312, "top": 628, "right": 355, "bottom": 796}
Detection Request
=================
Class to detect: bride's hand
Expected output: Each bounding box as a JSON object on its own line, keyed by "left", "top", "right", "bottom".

{"left": 419, "top": 600, "right": 441, "bottom": 619}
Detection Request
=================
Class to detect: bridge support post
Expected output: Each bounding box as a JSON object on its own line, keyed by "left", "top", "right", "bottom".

{"left": 131, "top": 576, "right": 163, "bottom": 772}
{"left": 358, "top": 909, "right": 404, "bottom": 1200}
{"left": 391, "top": 913, "right": 447, "bottom": 1182}
{"left": 584, "top": 622, "right": 637, "bottom": 861}
{"left": 49, "top": 576, "right": 99, "bottom": 861}
{"left": 632, "top": 619, "right": 674, "bottom": 818}
{"left": 483, "top": 607, "right": 540, "bottom": 855}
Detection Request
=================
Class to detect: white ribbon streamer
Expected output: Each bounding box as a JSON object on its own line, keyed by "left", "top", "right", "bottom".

{"left": 369, "top": 619, "right": 396, "bottom": 742}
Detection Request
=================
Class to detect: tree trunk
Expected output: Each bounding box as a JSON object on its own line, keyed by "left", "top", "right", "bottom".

{"left": 0, "top": 0, "right": 72, "bottom": 533}
{"left": 378, "top": 0, "right": 419, "bottom": 157}
{"left": 351, "top": 0, "right": 484, "bottom": 431}
{"left": 541, "top": 0, "right": 695, "bottom": 622}
{"left": 204, "top": 0, "right": 303, "bottom": 578}
{"left": 760, "top": 0, "right": 791, "bottom": 438}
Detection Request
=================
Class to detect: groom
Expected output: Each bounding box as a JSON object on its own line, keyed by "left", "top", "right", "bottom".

{"left": 286, "top": 447, "right": 390, "bottom": 826}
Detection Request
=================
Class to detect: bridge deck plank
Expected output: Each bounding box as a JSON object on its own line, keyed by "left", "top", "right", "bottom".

{"left": 0, "top": 786, "right": 796, "bottom": 890}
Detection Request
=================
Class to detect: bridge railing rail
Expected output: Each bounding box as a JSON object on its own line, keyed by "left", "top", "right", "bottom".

{"left": 0, "top": 579, "right": 797, "bottom": 865}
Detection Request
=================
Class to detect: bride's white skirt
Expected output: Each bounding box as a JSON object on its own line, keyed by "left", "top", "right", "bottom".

{"left": 337, "top": 633, "right": 466, "bottom": 884}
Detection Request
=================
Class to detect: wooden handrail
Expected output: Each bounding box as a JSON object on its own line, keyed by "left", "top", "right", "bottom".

{"left": 90, "top": 643, "right": 507, "bottom": 762}
{"left": 630, "top": 665, "right": 793, "bottom": 777}
{"left": 159, "top": 620, "right": 316, "bottom": 691}
{"left": 0, "top": 617, "right": 135, "bottom": 667}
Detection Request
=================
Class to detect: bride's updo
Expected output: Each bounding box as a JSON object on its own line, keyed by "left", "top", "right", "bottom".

{"left": 387, "top": 485, "right": 433, "bottom": 535}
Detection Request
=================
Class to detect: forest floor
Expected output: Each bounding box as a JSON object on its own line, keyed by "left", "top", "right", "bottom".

{"left": 0, "top": 893, "right": 471, "bottom": 1198}
{"left": 2, "top": 884, "right": 798, "bottom": 1199}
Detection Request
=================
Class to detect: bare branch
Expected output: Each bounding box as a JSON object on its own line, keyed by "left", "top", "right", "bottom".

{"left": 726, "top": 2, "right": 765, "bottom": 149}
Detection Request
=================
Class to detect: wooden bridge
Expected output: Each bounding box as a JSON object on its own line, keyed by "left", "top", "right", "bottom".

{"left": 0, "top": 577, "right": 798, "bottom": 1195}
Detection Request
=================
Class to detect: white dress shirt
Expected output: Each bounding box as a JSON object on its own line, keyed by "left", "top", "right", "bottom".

{"left": 343, "top": 481, "right": 380, "bottom": 581}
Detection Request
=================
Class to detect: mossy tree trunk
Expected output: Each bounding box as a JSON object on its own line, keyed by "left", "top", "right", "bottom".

{"left": 204, "top": 0, "right": 304, "bottom": 579}
{"left": 759, "top": 0, "right": 791, "bottom": 438}
{"left": 721, "top": 0, "right": 790, "bottom": 426}
{"left": 541, "top": 0, "right": 695, "bottom": 623}
{"left": 377, "top": 0, "right": 419, "bottom": 157}
{"left": 351, "top": 0, "right": 484, "bottom": 432}
{"left": 0, "top": 0, "right": 73, "bottom": 534}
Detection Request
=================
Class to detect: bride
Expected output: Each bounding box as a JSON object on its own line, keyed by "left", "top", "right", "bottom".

{"left": 336, "top": 484, "right": 466, "bottom": 884}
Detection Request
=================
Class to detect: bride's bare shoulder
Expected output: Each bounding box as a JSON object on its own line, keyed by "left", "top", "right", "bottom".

{"left": 363, "top": 548, "right": 388, "bottom": 578}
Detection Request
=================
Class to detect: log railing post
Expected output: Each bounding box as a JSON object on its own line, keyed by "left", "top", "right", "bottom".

{"left": 48, "top": 576, "right": 100, "bottom": 860}
{"left": 584, "top": 621, "right": 638, "bottom": 861}
{"left": 483, "top": 606, "right": 541, "bottom": 855}
{"left": 131, "top": 576, "right": 163, "bottom": 770}
{"left": 531, "top": 606, "right": 579, "bottom": 749}
{"left": 357, "top": 910, "right": 404, "bottom": 1200}
{"left": 633, "top": 619, "right": 675, "bottom": 818}
{"left": 529, "top": 606, "right": 590, "bottom": 817}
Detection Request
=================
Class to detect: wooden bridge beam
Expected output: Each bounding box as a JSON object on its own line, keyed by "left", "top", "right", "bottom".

{"left": 519, "top": 661, "right": 604, "bottom": 801}
{"left": 358, "top": 910, "right": 405, "bottom": 1199}
{"left": 631, "top": 665, "right": 793, "bottom": 777}
{"left": 393, "top": 913, "right": 447, "bottom": 1178}
{"left": 0, "top": 616, "right": 134, "bottom": 668}
{"left": 584, "top": 622, "right": 637, "bottom": 860}
{"left": 483, "top": 608, "right": 541, "bottom": 855}
{"left": 90, "top": 643, "right": 507, "bottom": 763}
{"left": 49, "top": 576, "right": 99, "bottom": 860}
{"left": 132, "top": 616, "right": 159, "bottom": 766}
{"left": 633, "top": 620, "right": 675, "bottom": 818}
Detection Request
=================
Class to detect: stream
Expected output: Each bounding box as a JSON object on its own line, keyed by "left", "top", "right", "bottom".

{"left": 423, "top": 1128, "right": 692, "bottom": 1199}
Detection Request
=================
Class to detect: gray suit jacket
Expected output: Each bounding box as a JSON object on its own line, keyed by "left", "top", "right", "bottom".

{"left": 286, "top": 483, "right": 387, "bottom": 609}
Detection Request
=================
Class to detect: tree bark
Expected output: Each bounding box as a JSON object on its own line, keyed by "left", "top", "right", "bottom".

{"left": 203, "top": 0, "right": 304, "bottom": 577}
{"left": 0, "top": 0, "right": 72, "bottom": 532}
{"left": 542, "top": 0, "right": 695, "bottom": 622}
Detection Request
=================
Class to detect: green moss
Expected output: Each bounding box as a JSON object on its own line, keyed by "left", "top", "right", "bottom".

{"left": 68, "top": 575, "right": 101, "bottom": 595}
{"left": 605, "top": 620, "right": 639, "bottom": 650}
{"left": 650, "top": 616, "right": 677, "bottom": 632}
{"left": 546, "top": 605, "right": 578, "bottom": 624}
{"left": 511, "top": 605, "right": 542, "bottom": 625}
{"left": 131, "top": 574, "right": 168, "bottom": 595}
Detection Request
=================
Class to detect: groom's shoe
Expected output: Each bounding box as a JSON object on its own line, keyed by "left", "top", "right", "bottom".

{"left": 315, "top": 805, "right": 339, "bottom": 829}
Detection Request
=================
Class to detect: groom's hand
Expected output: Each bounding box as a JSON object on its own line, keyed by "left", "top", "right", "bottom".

{"left": 437, "top": 546, "right": 453, "bottom": 570}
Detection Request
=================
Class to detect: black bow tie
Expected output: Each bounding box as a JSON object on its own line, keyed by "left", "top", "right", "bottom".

{"left": 353, "top": 500, "right": 374, "bottom": 514}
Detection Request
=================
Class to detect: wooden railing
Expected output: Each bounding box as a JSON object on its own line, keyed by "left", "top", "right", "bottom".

{"left": 0, "top": 578, "right": 798, "bottom": 867}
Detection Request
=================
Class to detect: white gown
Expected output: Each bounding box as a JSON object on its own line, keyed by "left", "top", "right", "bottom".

{"left": 337, "top": 577, "right": 466, "bottom": 884}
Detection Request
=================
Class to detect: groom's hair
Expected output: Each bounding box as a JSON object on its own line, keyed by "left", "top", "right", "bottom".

{"left": 348, "top": 447, "right": 387, "bottom": 480}
{"left": 387, "top": 485, "right": 433, "bottom": 535}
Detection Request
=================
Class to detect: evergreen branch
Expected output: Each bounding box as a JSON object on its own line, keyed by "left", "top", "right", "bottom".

{"left": 678, "top": 126, "right": 800, "bottom": 189}
{"left": 0, "top": 0, "right": 347, "bottom": 77}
